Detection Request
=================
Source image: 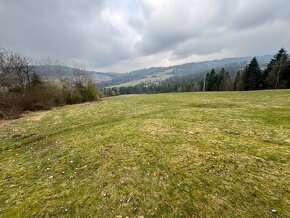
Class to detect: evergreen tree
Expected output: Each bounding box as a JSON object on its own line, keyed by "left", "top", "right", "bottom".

{"left": 264, "top": 48, "right": 289, "bottom": 89}
{"left": 242, "top": 57, "right": 262, "bottom": 90}
{"left": 206, "top": 69, "right": 217, "bottom": 91}
{"left": 233, "top": 71, "right": 241, "bottom": 91}
{"left": 217, "top": 68, "right": 230, "bottom": 91}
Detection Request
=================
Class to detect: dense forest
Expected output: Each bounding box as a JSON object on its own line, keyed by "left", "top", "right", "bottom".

{"left": 103, "top": 48, "right": 290, "bottom": 96}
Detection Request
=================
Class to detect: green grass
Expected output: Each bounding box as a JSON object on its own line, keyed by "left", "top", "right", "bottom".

{"left": 0, "top": 90, "right": 290, "bottom": 217}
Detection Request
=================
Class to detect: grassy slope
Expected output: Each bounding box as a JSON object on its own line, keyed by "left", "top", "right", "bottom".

{"left": 0, "top": 90, "right": 290, "bottom": 217}
{"left": 110, "top": 73, "right": 172, "bottom": 88}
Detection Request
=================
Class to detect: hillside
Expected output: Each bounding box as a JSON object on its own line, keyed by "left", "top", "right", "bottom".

{"left": 33, "top": 65, "right": 119, "bottom": 83}
{"left": 98, "top": 55, "right": 272, "bottom": 88}
{"left": 0, "top": 90, "right": 289, "bottom": 217}
{"left": 33, "top": 55, "right": 272, "bottom": 88}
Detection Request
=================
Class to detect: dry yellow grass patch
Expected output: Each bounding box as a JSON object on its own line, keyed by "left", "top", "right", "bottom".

{"left": 141, "top": 119, "right": 172, "bottom": 137}
{"left": 186, "top": 127, "right": 204, "bottom": 135}
{"left": 0, "top": 121, "right": 8, "bottom": 128}
{"left": 23, "top": 111, "right": 49, "bottom": 122}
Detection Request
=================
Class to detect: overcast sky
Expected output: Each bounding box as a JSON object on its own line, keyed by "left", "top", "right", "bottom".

{"left": 1, "top": 0, "right": 290, "bottom": 72}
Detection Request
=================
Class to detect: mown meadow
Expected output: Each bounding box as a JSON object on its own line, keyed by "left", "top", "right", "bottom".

{"left": 0, "top": 90, "right": 289, "bottom": 217}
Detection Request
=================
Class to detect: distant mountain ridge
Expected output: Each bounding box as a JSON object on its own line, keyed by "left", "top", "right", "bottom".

{"left": 34, "top": 55, "right": 273, "bottom": 88}
{"left": 33, "top": 65, "right": 118, "bottom": 83}
{"left": 98, "top": 55, "right": 272, "bottom": 88}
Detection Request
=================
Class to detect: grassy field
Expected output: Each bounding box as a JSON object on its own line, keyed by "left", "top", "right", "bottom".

{"left": 0, "top": 90, "right": 290, "bottom": 217}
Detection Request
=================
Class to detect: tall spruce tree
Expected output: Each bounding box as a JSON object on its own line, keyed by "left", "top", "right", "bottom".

{"left": 264, "top": 48, "right": 289, "bottom": 89}
{"left": 242, "top": 57, "right": 262, "bottom": 90}
{"left": 206, "top": 69, "right": 217, "bottom": 91}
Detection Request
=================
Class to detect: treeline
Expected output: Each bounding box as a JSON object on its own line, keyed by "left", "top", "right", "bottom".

{"left": 103, "top": 74, "right": 202, "bottom": 96}
{"left": 103, "top": 48, "right": 290, "bottom": 96}
{"left": 0, "top": 49, "right": 100, "bottom": 119}
{"left": 203, "top": 68, "right": 232, "bottom": 91}
{"left": 233, "top": 48, "right": 290, "bottom": 90}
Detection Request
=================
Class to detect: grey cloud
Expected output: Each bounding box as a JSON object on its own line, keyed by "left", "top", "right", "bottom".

{"left": 227, "top": 0, "right": 289, "bottom": 29}
{"left": 0, "top": 0, "right": 133, "bottom": 68}
{"left": 0, "top": 0, "right": 290, "bottom": 72}
{"left": 173, "top": 37, "right": 226, "bottom": 58}
{"left": 135, "top": 0, "right": 290, "bottom": 58}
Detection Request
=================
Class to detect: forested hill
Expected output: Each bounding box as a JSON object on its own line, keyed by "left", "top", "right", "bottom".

{"left": 98, "top": 55, "right": 272, "bottom": 88}
{"left": 103, "top": 48, "right": 290, "bottom": 96}
{"left": 33, "top": 55, "right": 272, "bottom": 88}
